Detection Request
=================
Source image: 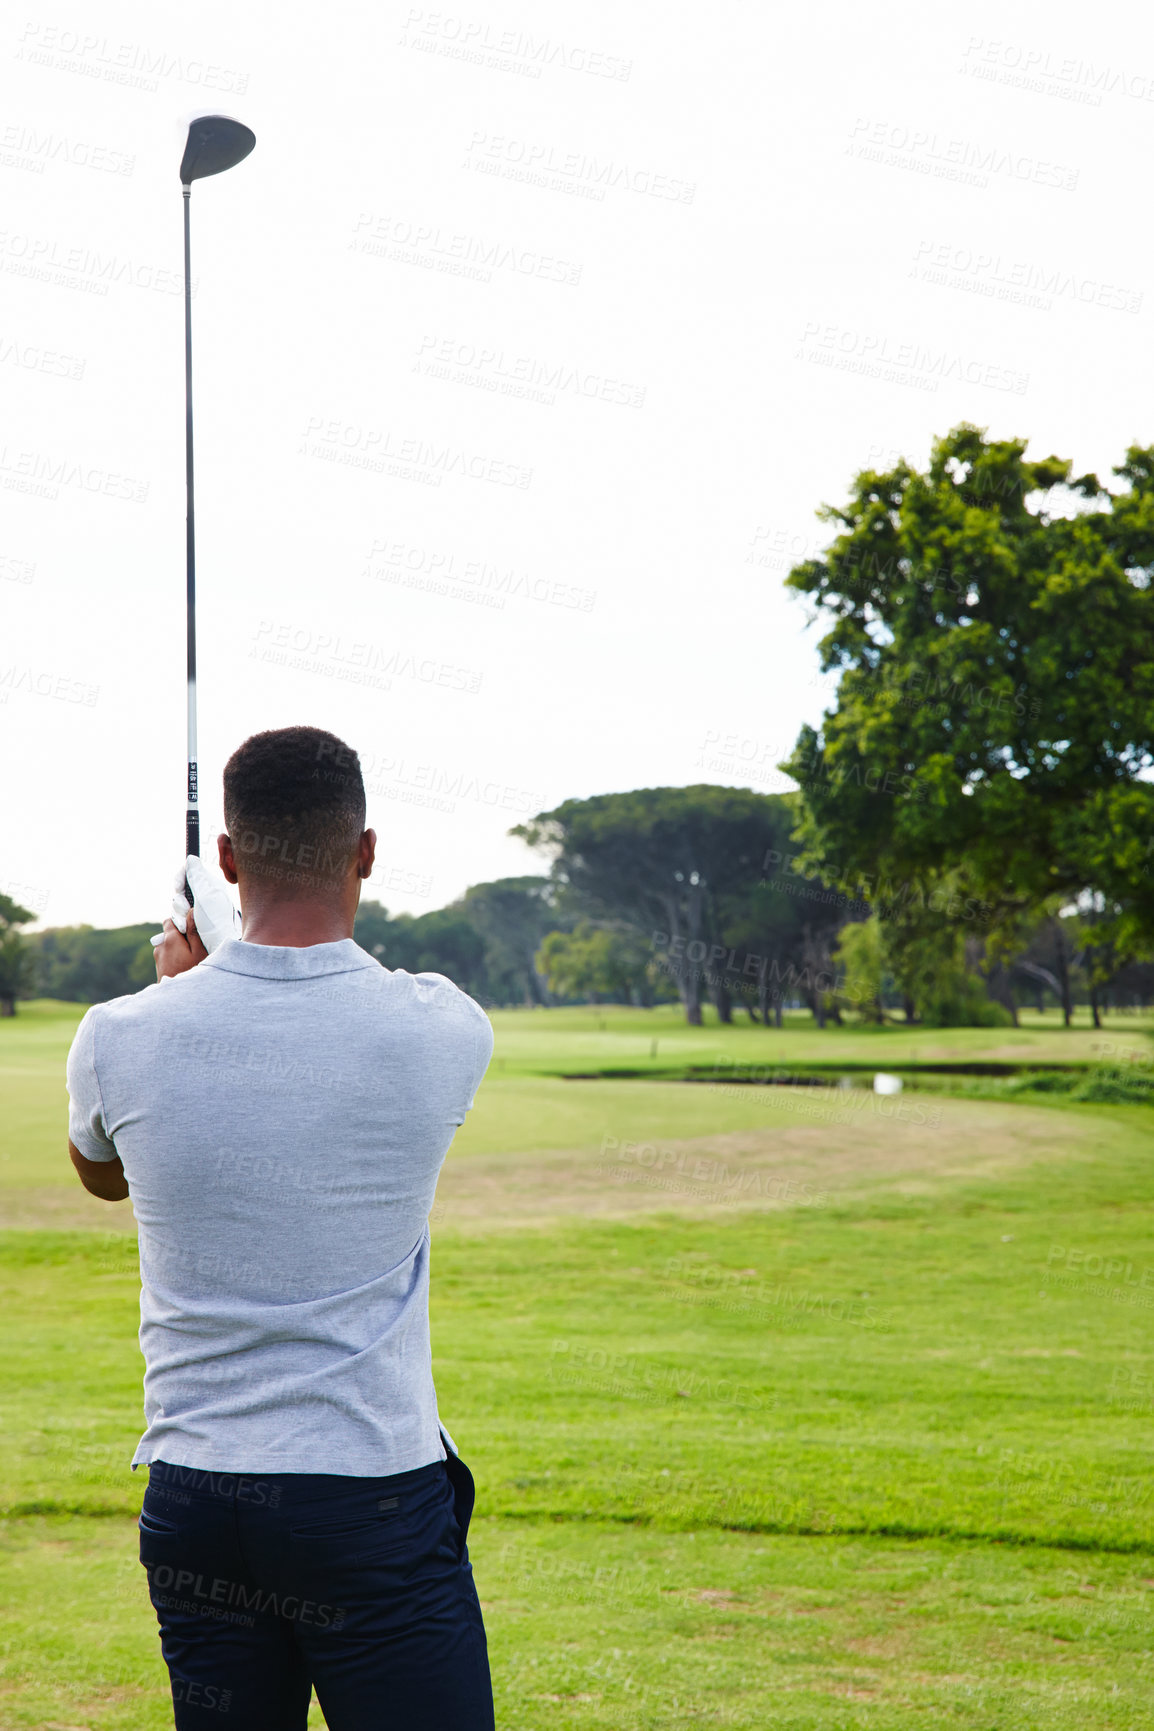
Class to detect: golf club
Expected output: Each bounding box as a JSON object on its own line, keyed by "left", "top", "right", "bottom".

{"left": 180, "top": 114, "right": 256, "bottom": 884}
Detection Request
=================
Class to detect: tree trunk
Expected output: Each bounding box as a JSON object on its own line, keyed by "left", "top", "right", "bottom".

{"left": 985, "top": 961, "right": 1019, "bottom": 1027}
{"left": 1089, "top": 987, "right": 1101, "bottom": 1030}
{"left": 659, "top": 893, "right": 704, "bottom": 1026}
{"left": 903, "top": 995, "right": 916, "bottom": 1024}
{"left": 0, "top": 997, "right": 14, "bottom": 1017}
{"left": 711, "top": 983, "right": 733, "bottom": 1024}
{"left": 526, "top": 956, "right": 553, "bottom": 1007}
{"left": 1051, "top": 918, "right": 1073, "bottom": 1027}
{"left": 683, "top": 886, "right": 706, "bottom": 1026}
{"left": 773, "top": 999, "right": 783, "bottom": 1028}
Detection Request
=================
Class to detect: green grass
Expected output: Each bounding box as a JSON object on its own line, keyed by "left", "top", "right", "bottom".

{"left": 1, "top": 1515, "right": 1150, "bottom": 1729}
{"left": 5, "top": 999, "right": 1153, "bottom": 1184}
{"left": 1, "top": 1000, "right": 1152, "bottom": 1726}
{"left": 483, "top": 1000, "right": 1154, "bottom": 1074}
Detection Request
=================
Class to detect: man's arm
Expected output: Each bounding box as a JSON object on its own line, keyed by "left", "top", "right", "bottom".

{"left": 153, "top": 909, "right": 208, "bottom": 980}
{"left": 69, "top": 1139, "right": 129, "bottom": 1202}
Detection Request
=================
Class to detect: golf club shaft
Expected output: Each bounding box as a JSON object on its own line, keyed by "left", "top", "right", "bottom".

{"left": 183, "top": 184, "right": 199, "bottom": 873}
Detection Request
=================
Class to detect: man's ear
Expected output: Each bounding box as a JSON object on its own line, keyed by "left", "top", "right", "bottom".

{"left": 218, "top": 833, "right": 240, "bottom": 885}
{"left": 357, "top": 828, "right": 377, "bottom": 880}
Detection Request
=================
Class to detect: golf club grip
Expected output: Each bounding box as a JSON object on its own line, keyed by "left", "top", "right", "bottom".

{"left": 186, "top": 811, "right": 199, "bottom": 907}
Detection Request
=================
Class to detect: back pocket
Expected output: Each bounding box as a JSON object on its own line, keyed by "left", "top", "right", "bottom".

{"left": 290, "top": 1510, "right": 401, "bottom": 1541}
{"left": 138, "top": 1508, "right": 179, "bottom": 1536}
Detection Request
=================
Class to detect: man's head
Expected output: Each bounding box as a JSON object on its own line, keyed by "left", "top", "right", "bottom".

{"left": 218, "top": 726, "right": 374, "bottom": 907}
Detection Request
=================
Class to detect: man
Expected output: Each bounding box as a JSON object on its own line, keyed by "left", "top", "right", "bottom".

{"left": 65, "top": 725, "right": 495, "bottom": 1730}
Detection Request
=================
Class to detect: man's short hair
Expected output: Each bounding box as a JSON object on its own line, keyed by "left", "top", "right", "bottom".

{"left": 223, "top": 727, "right": 366, "bottom": 897}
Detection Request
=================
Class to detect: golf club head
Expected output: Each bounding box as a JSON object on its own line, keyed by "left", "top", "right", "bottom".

{"left": 180, "top": 114, "right": 256, "bottom": 185}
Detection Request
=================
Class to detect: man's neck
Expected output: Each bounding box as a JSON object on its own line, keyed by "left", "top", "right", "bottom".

{"left": 239, "top": 902, "right": 355, "bottom": 949}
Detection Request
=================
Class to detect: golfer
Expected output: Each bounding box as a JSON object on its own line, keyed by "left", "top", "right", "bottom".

{"left": 65, "top": 725, "right": 495, "bottom": 1730}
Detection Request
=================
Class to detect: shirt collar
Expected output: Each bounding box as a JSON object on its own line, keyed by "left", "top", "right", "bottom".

{"left": 202, "top": 938, "right": 380, "bottom": 980}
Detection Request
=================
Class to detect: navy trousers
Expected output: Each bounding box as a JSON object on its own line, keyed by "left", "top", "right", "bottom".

{"left": 138, "top": 1442, "right": 493, "bottom": 1729}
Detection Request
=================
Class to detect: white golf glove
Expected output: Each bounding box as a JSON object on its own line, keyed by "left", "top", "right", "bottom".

{"left": 150, "top": 854, "right": 242, "bottom": 954}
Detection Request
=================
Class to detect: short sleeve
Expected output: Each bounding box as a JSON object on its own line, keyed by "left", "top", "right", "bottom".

{"left": 66, "top": 1009, "right": 119, "bottom": 1162}
{"left": 466, "top": 1002, "right": 495, "bottom": 1111}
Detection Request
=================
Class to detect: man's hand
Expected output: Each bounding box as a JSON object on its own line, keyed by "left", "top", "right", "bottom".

{"left": 153, "top": 909, "right": 208, "bottom": 981}
{"left": 176, "top": 855, "right": 242, "bottom": 952}
{"left": 150, "top": 858, "right": 241, "bottom": 960}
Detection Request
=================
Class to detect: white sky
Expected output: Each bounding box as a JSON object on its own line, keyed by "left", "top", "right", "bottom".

{"left": 2, "top": 1, "right": 1151, "bottom": 929}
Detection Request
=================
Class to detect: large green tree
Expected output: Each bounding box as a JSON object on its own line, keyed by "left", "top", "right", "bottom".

{"left": 0, "top": 894, "right": 35, "bottom": 1015}
{"left": 26, "top": 923, "right": 159, "bottom": 1005}
{"left": 535, "top": 922, "right": 666, "bottom": 1005}
{"left": 782, "top": 424, "right": 1154, "bottom": 952}
{"left": 459, "top": 877, "right": 563, "bottom": 1006}
{"left": 514, "top": 787, "right": 814, "bottom": 1025}
{"left": 712, "top": 840, "right": 850, "bottom": 1027}
{"left": 353, "top": 901, "right": 487, "bottom": 999}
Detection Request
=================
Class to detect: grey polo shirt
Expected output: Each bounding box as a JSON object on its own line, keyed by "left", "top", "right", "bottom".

{"left": 65, "top": 938, "right": 493, "bottom": 1477}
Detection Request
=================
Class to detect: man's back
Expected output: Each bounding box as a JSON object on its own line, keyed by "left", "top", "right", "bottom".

{"left": 67, "top": 936, "right": 493, "bottom": 1477}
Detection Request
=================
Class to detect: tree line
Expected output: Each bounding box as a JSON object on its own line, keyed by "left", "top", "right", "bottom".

{"left": 3, "top": 424, "right": 1151, "bottom": 1026}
